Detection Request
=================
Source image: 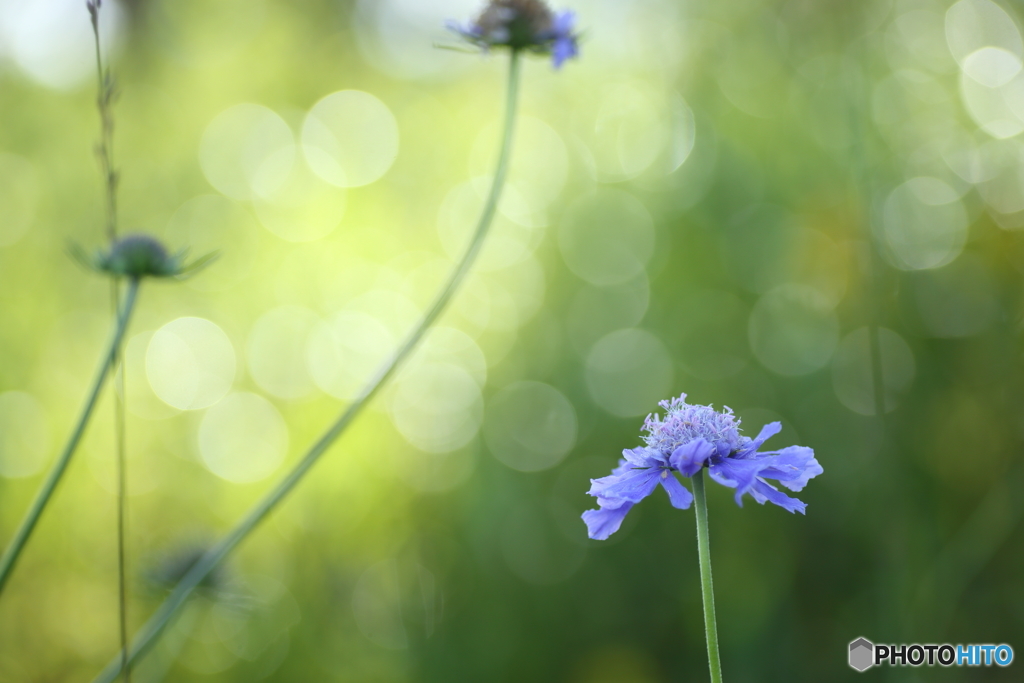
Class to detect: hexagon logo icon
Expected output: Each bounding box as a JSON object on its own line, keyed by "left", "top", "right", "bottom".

{"left": 849, "top": 637, "right": 874, "bottom": 672}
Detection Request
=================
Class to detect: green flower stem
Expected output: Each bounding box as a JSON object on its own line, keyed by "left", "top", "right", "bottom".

{"left": 91, "top": 7, "right": 117, "bottom": 243}
{"left": 114, "top": 325, "right": 130, "bottom": 683}
{"left": 0, "top": 278, "right": 141, "bottom": 596}
{"left": 92, "top": 51, "right": 523, "bottom": 683}
{"left": 692, "top": 469, "right": 723, "bottom": 683}
{"left": 94, "top": 10, "right": 130, "bottom": 677}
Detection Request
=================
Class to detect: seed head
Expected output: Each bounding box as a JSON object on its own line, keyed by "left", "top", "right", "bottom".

{"left": 71, "top": 233, "right": 217, "bottom": 280}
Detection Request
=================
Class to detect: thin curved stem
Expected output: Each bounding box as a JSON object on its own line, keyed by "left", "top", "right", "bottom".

{"left": 93, "top": 6, "right": 130, "bottom": 676}
{"left": 114, "top": 325, "right": 130, "bottom": 683}
{"left": 692, "top": 469, "right": 723, "bottom": 683}
{"left": 91, "top": 3, "right": 117, "bottom": 243}
{"left": 0, "top": 279, "right": 141, "bottom": 596}
{"left": 92, "top": 51, "right": 523, "bottom": 683}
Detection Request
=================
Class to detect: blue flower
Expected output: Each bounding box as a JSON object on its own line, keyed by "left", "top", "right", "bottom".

{"left": 447, "top": 0, "right": 579, "bottom": 69}
{"left": 582, "top": 395, "right": 823, "bottom": 540}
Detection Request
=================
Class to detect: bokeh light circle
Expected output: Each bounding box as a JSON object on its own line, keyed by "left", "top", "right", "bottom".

{"left": 251, "top": 146, "right": 347, "bottom": 242}
{"left": 414, "top": 326, "right": 488, "bottom": 387}
{"left": 946, "top": 0, "right": 1023, "bottom": 68}
{"left": 749, "top": 285, "right": 839, "bottom": 376}
{"left": 246, "top": 306, "right": 321, "bottom": 400}
{"left": 579, "top": 83, "right": 672, "bottom": 182}
{"left": 469, "top": 116, "right": 568, "bottom": 219}
{"left": 437, "top": 180, "right": 542, "bottom": 272}
{"left": 959, "top": 71, "right": 1024, "bottom": 138}
{"left": 831, "top": 327, "right": 916, "bottom": 415}
{"left": 123, "top": 332, "right": 180, "bottom": 420}
{"left": 565, "top": 275, "right": 650, "bottom": 356}
{"left": 962, "top": 47, "right": 1022, "bottom": 87}
{"left": 307, "top": 310, "right": 396, "bottom": 401}
{"left": 585, "top": 328, "right": 674, "bottom": 417}
{"left": 302, "top": 90, "right": 399, "bottom": 188}
{"left": 882, "top": 177, "right": 969, "bottom": 270}
{"left": 390, "top": 363, "right": 483, "bottom": 453}
{"left": 558, "top": 190, "right": 655, "bottom": 287}
{"left": 6, "top": 0, "right": 124, "bottom": 90}
{"left": 485, "top": 382, "right": 577, "bottom": 472}
{"left": 199, "top": 103, "right": 293, "bottom": 200}
{"left": 146, "top": 317, "right": 236, "bottom": 410}
{"left": 199, "top": 392, "right": 288, "bottom": 483}
{"left": 891, "top": 9, "right": 958, "bottom": 75}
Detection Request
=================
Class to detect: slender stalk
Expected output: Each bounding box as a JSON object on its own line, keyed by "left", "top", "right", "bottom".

{"left": 91, "top": 1, "right": 117, "bottom": 243}
{"left": 692, "top": 469, "right": 723, "bottom": 683}
{"left": 0, "top": 279, "right": 141, "bottom": 596}
{"left": 92, "top": 8, "right": 130, "bottom": 678}
{"left": 114, "top": 331, "right": 130, "bottom": 683}
{"left": 92, "top": 52, "right": 524, "bottom": 683}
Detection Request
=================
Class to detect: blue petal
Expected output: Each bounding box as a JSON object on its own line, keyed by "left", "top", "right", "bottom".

{"left": 708, "top": 456, "right": 765, "bottom": 506}
{"left": 551, "top": 36, "right": 577, "bottom": 68}
{"left": 669, "top": 438, "right": 715, "bottom": 476}
{"left": 582, "top": 501, "right": 634, "bottom": 540}
{"left": 754, "top": 446, "right": 822, "bottom": 492}
{"left": 588, "top": 467, "right": 662, "bottom": 504}
{"left": 622, "top": 447, "right": 660, "bottom": 468}
{"left": 710, "top": 445, "right": 822, "bottom": 508}
{"left": 749, "top": 479, "right": 807, "bottom": 514}
{"left": 659, "top": 472, "right": 693, "bottom": 509}
{"left": 733, "top": 421, "right": 782, "bottom": 458}
{"left": 587, "top": 458, "right": 637, "bottom": 499}
{"left": 552, "top": 9, "right": 576, "bottom": 34}
{"left": 549, "top": 12, "right": 578, "bottom": 69}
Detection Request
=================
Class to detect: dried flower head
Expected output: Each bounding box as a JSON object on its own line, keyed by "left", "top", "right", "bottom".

{"left": 582, "top": 394, "right": 823, "bottom": 540}
{"left": 71, "top": 233, "right": 217, "bottom": 280}
{"left": 447, "top": 0, "right": 579, "bottom": 68}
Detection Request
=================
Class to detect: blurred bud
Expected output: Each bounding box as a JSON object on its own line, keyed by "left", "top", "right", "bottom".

{"left": 144, "top": 544, "right": 226, "bottom": 596}
{"left": 86, "top": 0, "right": 101, "bottom": 30}
{"left": 70, "top": 233, "right": 218, "bottom": 280}
{"left": 447, "top": 0, "right": 579, "bottom": 68}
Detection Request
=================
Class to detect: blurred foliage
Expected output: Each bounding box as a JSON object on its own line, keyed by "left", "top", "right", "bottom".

{"left": 2, "top": 0, "right": 1024, "bottom": 681}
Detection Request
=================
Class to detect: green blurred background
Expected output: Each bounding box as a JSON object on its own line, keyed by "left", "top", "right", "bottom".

{"left": 1, "top": 0, "right": 1023, "bottom": 680}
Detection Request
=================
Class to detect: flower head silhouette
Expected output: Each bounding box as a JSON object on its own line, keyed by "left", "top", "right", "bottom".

{"left": 448, "top": 0, "right": 579, "bottom": 68}
{"left": 72, "top": 234, "right": 216, "bottom": 280}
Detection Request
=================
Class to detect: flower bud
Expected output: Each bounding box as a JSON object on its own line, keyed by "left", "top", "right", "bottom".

{"left": 71, "top": 233, "right": 217, "bottom": 280}
{"left": 101, "top": 234, "right": 174, "bottom": 278}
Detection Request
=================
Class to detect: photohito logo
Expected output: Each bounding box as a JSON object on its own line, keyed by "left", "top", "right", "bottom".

{"left": 848, "top": 637, "right": 1014, "bottom": 671}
